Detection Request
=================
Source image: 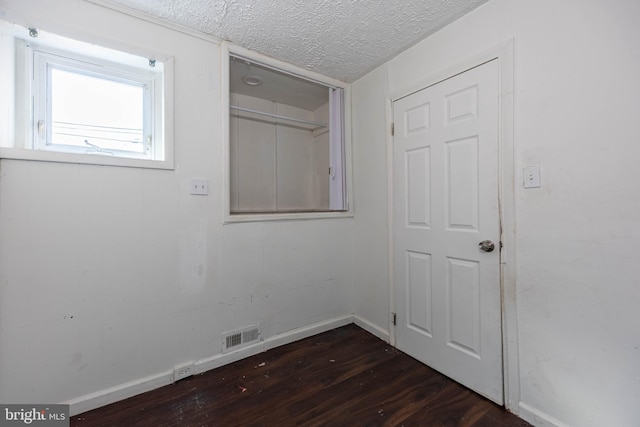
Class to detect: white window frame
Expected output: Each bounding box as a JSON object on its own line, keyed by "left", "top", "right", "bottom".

{"left": 0, "top": 21, "right": 174, "bottom": 170}
{"left": 222, "top": 42, "right": 353, "bottom": 223}
{"left": 32, "top": 47, "right": 160, "bottom": 160}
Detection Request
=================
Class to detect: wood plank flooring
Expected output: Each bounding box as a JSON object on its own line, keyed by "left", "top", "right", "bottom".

{"left": 71, "top": 324, "right": 530, "bottom": 426}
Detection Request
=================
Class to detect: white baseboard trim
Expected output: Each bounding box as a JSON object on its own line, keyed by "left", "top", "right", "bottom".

{"left": 67, "top": 371, "right": 174, "bottom": 416}
{"left": 353, "top": 315, "right": 390, "bottom": 342}
{"left": 518, "top": 402, "right": 571, "bottom": 427}
{"left": 195, "top": 340, "right": 267, "bottom": 374}
{"left": 67, "top": 314, "right": 355, "bottom": 416}
{"left": 196, "top": 314, "right": 354, "bottom": 373}
{"left": 264, "top": 315, "right": 354, "bottom": 351}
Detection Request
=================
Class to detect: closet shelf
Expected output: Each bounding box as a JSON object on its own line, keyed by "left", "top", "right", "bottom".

{"left": 230, "top": 105, "right": 328, "bottom": 130}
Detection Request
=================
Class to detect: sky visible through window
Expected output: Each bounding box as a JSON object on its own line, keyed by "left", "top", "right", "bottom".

{"left": 51, "top": 68, "right": 145, "bottom": 153}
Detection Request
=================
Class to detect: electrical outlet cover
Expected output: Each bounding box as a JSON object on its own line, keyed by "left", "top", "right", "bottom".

{"left": 190, "top": 179, "right": 209, "bottom": 195}
{"left": 173, "top": 362, "right": 195, "bottom": 382}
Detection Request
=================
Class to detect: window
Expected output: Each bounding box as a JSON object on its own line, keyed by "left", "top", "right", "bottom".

{"left": 32, "top": 49, "right": 161, "bottom": 159}
{"left": 0, "top": 21, "right": 172, "bottom": 168}
{"left": 228, "top": 51, "right": 348, "bottom": 216}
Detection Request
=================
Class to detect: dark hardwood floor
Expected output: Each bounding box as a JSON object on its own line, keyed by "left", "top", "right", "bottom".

{"left": 71, "top": 324, "right": 530, "bottom": 426}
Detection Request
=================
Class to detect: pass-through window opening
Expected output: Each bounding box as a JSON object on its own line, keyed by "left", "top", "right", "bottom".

{"left": 229, "top": 54, "right": 347, "bottom": 215}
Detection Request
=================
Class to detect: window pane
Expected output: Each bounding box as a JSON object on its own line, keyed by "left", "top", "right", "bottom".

{"left": 51, "top": 68, "right": 145, "bottom": 153}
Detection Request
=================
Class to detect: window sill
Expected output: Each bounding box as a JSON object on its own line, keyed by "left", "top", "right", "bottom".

{"left": 0, "top": 147, "right": 174, "bottom": 170}
{"left": 224, "top": 210, "right": 353, "bottom": 224}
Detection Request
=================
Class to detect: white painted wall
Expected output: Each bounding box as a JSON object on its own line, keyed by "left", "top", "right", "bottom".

{"left": 350, "top": 67, "right": 391, "bottom": 334}
{"left": 0, "top": 0, "right": 353, "bottom": 413}
{"left": 230, "top": 93, "right": 278, "bottom": 212}
{"left": 274, "top": 103, "right": 316, "bottom": 211}
{"left": 230, "top": 94, "right": 329, "bottom": 212}
{"left": 351, "top": 1, "right": 640, "bottom": 426}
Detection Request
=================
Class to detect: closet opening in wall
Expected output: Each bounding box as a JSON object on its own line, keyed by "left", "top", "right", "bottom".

{"left": 229, "top": 54, "right": 347, "bottom": 215}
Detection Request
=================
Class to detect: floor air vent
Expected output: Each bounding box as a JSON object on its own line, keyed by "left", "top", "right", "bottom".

{"left": 222, "top": 325, "right": 261, "bottom": 353}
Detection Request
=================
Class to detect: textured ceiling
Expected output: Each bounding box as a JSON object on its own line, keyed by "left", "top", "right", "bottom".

{"left": 104, "top": 0, "right": 490, "bottom": 83}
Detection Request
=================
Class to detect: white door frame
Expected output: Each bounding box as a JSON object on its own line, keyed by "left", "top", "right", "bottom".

{"left": 386, "top": 39, "right": 519, "bottom": 412}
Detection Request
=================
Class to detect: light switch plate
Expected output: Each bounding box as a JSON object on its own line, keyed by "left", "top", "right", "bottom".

{"left": 190, "top": 179, "right": 209, "bottom": 195}
{"left": 523, "top": 166, "right": 541, "bottom": 188}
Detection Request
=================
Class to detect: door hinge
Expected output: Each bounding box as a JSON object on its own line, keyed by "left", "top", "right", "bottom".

{"left": 391, "top": 123, "right": 395, "bottom": 136}
{"left": 392, "top": 312, "right": 397, "bottom": 326}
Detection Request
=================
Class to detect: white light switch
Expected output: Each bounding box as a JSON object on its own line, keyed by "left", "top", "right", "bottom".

{"left": 190, "top": 179, "right": 209, "bottom": 195}
{"left": 523, "top": 166, "right": 541, "bottom": 189}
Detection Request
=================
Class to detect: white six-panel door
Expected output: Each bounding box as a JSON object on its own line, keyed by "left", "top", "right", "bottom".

{"left": 393, "top": 59, "right": 503, "bottom": 404}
